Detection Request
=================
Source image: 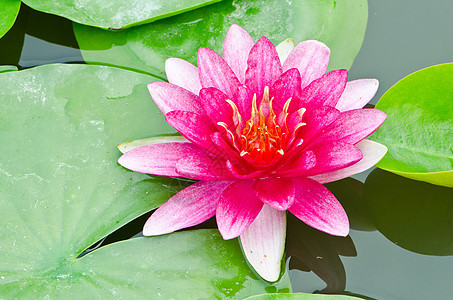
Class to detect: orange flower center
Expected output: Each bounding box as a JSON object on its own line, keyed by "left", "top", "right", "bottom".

{"left": 218, "top": 87, "right": 306, "bottom": 165}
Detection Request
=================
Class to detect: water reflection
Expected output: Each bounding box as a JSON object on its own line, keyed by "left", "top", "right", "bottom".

{"left": 286, "top": 214, "right": 356, "bottom": 293}
{"left": 0, "top": 4, "right": 82, "bottom": 67}
{"left": 364, "top": 168, "right": 453, "bottom": 256}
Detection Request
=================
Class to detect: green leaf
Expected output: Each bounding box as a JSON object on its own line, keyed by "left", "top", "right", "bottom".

{"left": 0, "top": 0, "right": 21, "bottom": 39}
{"left": 74, "top": 0, "right": 368, "bottom": 78}
{"left": 22, "top": 0, "right": 221, "bottom": 29}
{"left": 364, "top": 169, "right": 453, "bottom": 256}
{"left": 1, "top": 230, "right": 290, "bottom": 298}
{"left": 371, "top": 63, "right": 453, "bottom": 187}
{"left": 0, "top": 65, "right": 18, "bottom": 73}
{"left": 0, "top": 64, "right": 290, "bottom": 297}
{"left": 244, "top": 293, "right": 362, "bottom": 300}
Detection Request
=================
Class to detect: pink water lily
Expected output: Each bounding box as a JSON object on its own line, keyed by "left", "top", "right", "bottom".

{"left": 118, "top": 25, "right": 387, "bottom": 281}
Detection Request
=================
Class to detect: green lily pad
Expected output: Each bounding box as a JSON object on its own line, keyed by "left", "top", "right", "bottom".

{"left": 1, "top": 230, "right": 289, "bottom": 298}
{"left": 0, "top": 64, "right": 289, "bottom": 296}
{"left": 0, "top": 66, "right": 18, "bottom": 73}
{"left": 371, "top": 63, "right": 453, "bottom": 187}
{"left": 244, "top": 293, "right": 362, "bottom": 299}
{"left": 0, "top": 0, "right": 21, "bottom": 39}
{"left": 364, "top": 169, "right": 453, "bottom": 256}
{"left": 22, "top": 0, "right": 221, "bottom": 29}
{"left": 74, "top": 0, "right": 368, "bottom": 78}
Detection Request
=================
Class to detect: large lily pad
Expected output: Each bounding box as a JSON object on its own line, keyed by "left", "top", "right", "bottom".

{"left": 371, "top": 63, "right": 453, "bottom": 187}
{"left": 74, "top": 0, "right": 368, "bottom": 78}
{"left": 364, "top": 169, "right": 453, "bottom": 256}
{"left": 0, "top": 64, "right": 288, "bottom": 296}
{"left": 22, "top": 0, "right": 221, "bottom": 29}
{"left": 0, "top": 0, "right": 21, "bottom": 39}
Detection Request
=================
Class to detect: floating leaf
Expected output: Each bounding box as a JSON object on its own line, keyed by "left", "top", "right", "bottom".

{"left": 1, "top": 230, "right": 290, "bottom": 298}
{"left": 0, "top": 0, "right": 20, "bottom": 39}
{"left": 364, "top": 169, "right": 453, "bottom": 256}
{"left": 22, "top": 0, "right": 221, "bottom": 29}
{"left": 371, "top": 63, "right": 453, "bottom": 187}
{"left": 0, "top": 64, "right": 290, "bottom": 296}
{"left": 74, "top": 0, "right": 368, "bottom": 78}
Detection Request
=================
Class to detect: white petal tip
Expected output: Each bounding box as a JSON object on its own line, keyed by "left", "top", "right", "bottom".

{"left": 276, "top": 38, "right": 296, "bottom": 64}
{"left": 118, "top": 136, "right": 189, "bottom": 153}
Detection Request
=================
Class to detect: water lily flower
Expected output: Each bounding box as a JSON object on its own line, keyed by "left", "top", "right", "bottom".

{"left": 118, "top": 24, "right": 387, "bottom": 282}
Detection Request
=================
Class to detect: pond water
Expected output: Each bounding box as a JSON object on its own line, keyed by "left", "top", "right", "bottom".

{"left": 1, "top": 1, "right": 452, "bottom": 299}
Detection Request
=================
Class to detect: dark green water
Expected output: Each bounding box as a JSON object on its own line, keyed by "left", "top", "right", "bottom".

{"left": 1, "top": 1, "right": 453, "bottom": 299}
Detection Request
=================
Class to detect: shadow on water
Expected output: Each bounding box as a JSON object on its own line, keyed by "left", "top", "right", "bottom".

{"left": 0, "top": 3, "right": 83, "bottom": 68}
{"left": 364, "top": 168, "right": 453, "bottom": 256}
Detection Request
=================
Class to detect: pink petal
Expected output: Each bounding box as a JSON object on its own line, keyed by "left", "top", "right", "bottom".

{"left": 310, "top": 139, "right": 388, "bottom": 184}
{"left": 176, "top": 154, "right": 234, "bottom": 180}
{"left": 143, "top": 181, "right": 232, "bottom": 236}
{"left": 298, "top": 105, "right": 341, "bottom": 146}
{"left": 245, "top": 36, "right": 283, "bottom": 95}
{"left": 283, "top": 40, "right": 330, "bottom": 89}
{"left": 225, "top": 160, "right": 268, "bottom": 180}
{"left": 254, "top": 178, "right": 296, "bottom": 210}
{"left": 147, "top": 82, "right": 204, "bottom": 115}
{"left": 216, "top": 180, "right": 263, "bottom": 239}
{"left": 299, "top": 69, "right": 348, "bottom": 108}
{"left": 303, "top": 142, "right": 363, "bottom": 176}
{"left": 314, "top": 109, "right": 387, "bottom": 145}
{"left": 274, "top": 150, "right": 316, "bottom": 177}
{"left": 223, "top": 24, "right": 255, "bottom": 83}
{"left": 165, "top": 110, "right": 218, "bottom": 151}
{"left": 235, "top": 85, "right": 254, "bottom": 120}
{"left": 165, "top": 58, "right": 202, "bottom": 95}
{"left": 198, "top": 47, "right": 241, "bottom": 99}
{"left": 199, "top": 87, "right": 233, "bottom": 126}
{"left": 118, "top": 142, "right": 207, "bottom": 177}
{"left": 289, "top": 177, "right": 349, "bottom": 236}
{"left": 240, "top": 205, "right": 286, "bottom": 282}
{"left": 336, "top": 79, "right": 379, "bottom": 112}
{"left": 270, "top": 68, "right": 302, "bottom": 113}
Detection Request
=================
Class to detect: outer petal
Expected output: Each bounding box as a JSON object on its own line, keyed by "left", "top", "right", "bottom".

{"left": 310, "top": 139, "right": 388, "bottom": 183}
{"left": 283, "top": 40, "right": 330, "bottom": 89}
{"left": 165, "top": 58, "right": 202, "bottom": 95}
{"left": 240, "top": 205, "right": 286, "bottom": 282}
{"left": 254, "top": 178, "right": 295, "bottom": 210}
{"left": 176, "top": 154, "right": 234, "bottom": 180}
{"left": 147, "top": 82, "right": 204, "bottom": 115}
{"left": 223, "top": 24, "right": 254, "bottom": 83}
{"left": 245, "top": 36, "right": 283, "bottom": 95}
{"left": 143, "top": 181, "right": 232, "bottom": 236}
{"left": 118, "top": 136, "right": 189, "bottom": 154}
{"left": 198, "top": 47, "right": 241, "bottom": 99}
{"left": 299, "top": 69, "right": 348, "bottom": 108}
{"left": 216, "top": 180, "right": 263, "bottom": 239}
{"left": 289, "top": 177, "right": 349, "bottom": 236}
{"left": 314, "top": 109, "right": 387, "bottom": 145}
{"left": 165, "top": 110, "right": 218, "bottom": 150}
{"left": 118, "top": 142, "right": 207, "bottom": 176}
{"left": 336, "top": 79, "right": 379, "bottom": 112}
